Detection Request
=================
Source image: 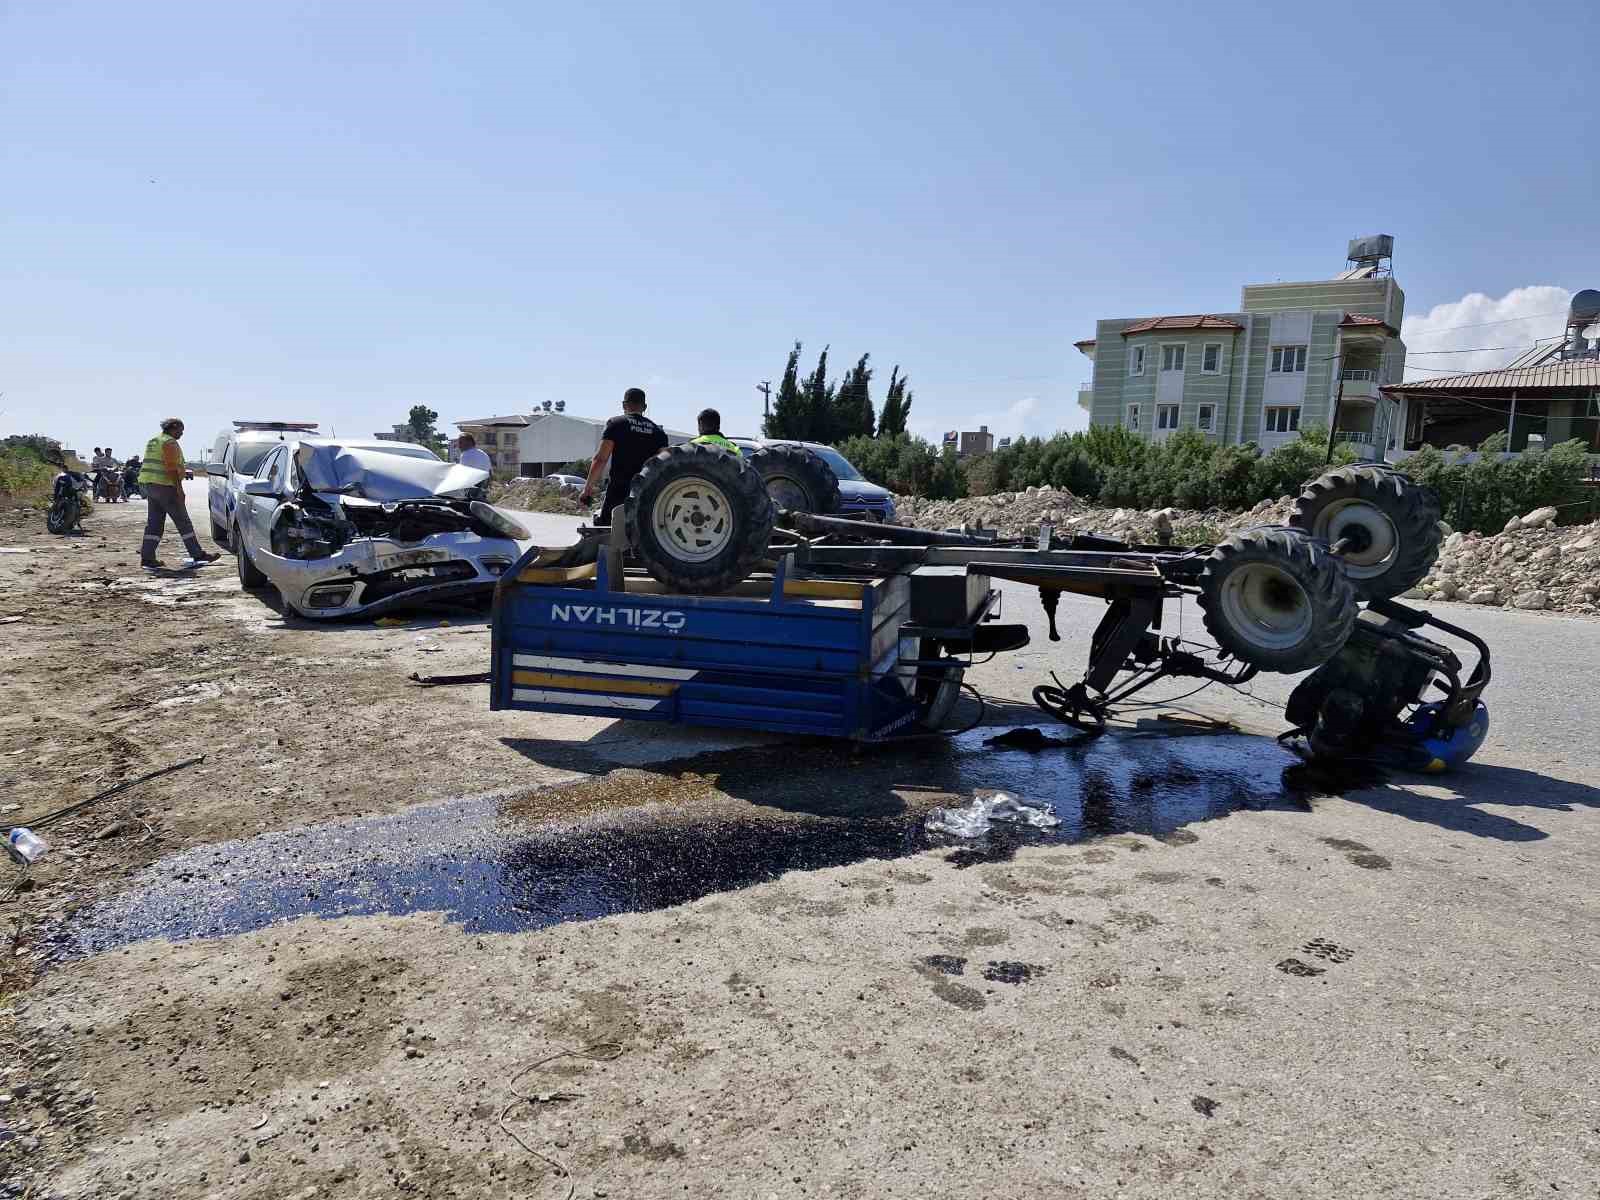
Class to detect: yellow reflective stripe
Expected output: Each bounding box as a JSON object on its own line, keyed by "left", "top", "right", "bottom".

{"left": 510, "top": 670, "right": 677, "bottom": 697}
{"left": 517, "top": 562, "right": 598, "bottom": 585}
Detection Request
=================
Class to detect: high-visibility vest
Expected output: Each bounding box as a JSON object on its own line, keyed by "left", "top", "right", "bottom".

{"left": 691, "top": 433, "right": 741, "bottom": 455}
{"left": 138, "top": 434, "right": 177, "bottom": 485}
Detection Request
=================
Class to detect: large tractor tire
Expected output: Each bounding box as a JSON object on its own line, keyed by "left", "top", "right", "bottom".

{"left": 624, "top": 444, "right": 776, "bottom": 593}
{"left": 1290, "top": 465, "right": 1441, "bottom": 601}
{"left": 747, "top": 444, "right": 841, "bottom": 515}
{"left": 1197, "top": 526, "right": 1356, "bottom": 674}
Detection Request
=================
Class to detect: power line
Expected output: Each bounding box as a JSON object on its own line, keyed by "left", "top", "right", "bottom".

{"left": 1408, "top": 344, "right": 1535, "bottom": 355}
{"left": 1404, "top": 309, "right": 1569, "bottom": 337}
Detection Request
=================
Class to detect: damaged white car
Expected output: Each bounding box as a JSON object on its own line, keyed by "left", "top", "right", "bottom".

{"left": 231, "top": 439, "right": 530, "bottom": 618}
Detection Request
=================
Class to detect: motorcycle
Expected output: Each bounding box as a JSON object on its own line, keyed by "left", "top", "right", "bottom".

{"left": 92, "top": 467, "right": 124, "bottom": 503}
{"left": 122, "top": 462, "right": 144, "bottom": 499}
{"left": 47, "top": 468, "right": 93, "bottom": 535}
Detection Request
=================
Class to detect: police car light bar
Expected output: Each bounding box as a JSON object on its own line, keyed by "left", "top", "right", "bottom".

{"left": 232, "top": 421, "right": 321, "bottom": 431}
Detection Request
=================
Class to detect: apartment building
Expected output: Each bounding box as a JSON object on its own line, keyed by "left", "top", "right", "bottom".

{"left": 1075, "top": 238, "right": 1407, "bottom": 460}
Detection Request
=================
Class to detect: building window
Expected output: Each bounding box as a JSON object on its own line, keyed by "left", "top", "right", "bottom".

{"left": 1264, "top": 406, "right": 1301, "bottom": 434}
{"left": 1156, "top": 404, "right": 1179, "bottom": 431}
{"left": 1202, "top": 344, "right": 1222, "bottom": 374}
{"left": 1160, "top": 344, "right": 1185, "bottom": 372}
{"left": 480, "top": 431, "right": 499, "bottom": 446}
{"left": 1270, "top": 345, "right": 1307, "bottom": 374}
{"left": 1129, "top": 346, "right": 1146, "bottom": 376}
{"left": 1125, "top": 404, "right": 1140, "bottom": 431}
{"left": 1197, "top": 404, "right": 1215, "bottom": 432}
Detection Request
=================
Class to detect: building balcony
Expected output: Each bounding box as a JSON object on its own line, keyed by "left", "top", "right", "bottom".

{"left": 1339, "top": 367, "right": 1382, "bottom": 404}
{"left": 1077, "top": 382, "right": 1093, "bottom": 411}
{"left": 1334, "top": 428, "right": 1383, "bottom": 460}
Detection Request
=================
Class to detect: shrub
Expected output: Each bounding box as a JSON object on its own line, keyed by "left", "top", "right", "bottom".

{"left": 0, "top": 444, "right": 55, "bottom": 502}
{"left": 1397, "top": 433, "right": 1591, "bottom": 533}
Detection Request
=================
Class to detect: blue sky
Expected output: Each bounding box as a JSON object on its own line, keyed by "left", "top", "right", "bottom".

{"left": 3, "top": 0, "right": 1594, "bottom": 459}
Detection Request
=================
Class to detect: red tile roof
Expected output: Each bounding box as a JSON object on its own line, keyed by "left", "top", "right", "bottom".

{"left": 1339, "top": 312, "right": 1397, "bottom": 334}
{"left": 1120, "top": 315, "right": 1244, "bottom": 336}
{"left": 1073, "top": 338, "right": 1097, "bottom": 350}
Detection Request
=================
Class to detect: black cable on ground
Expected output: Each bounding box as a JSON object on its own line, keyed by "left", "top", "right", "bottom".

{"left": 3, "top": 755, "right": 205, "bottom": 834}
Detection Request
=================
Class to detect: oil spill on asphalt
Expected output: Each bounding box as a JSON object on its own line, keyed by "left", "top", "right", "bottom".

{"left": 56, "top": 724, "right": 1331, "bottom": 957}
{"left": 981, "top": 961, "right": 1045, "bottom": 985}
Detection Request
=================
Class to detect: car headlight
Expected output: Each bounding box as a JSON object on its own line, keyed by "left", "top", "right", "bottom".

{"left": 470, "top": 501, "right": 531, "bottom": 541}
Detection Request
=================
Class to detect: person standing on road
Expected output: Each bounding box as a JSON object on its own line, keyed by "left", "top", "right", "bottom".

{"left": 580, "top": 387, "right": 668, "bottom": 524}
{"left": 137, "top": 418, "right": 220, "bottom": 571}
{"left": 689, "top": 408, "right": 741, "bottom": 455}
{"left": 456, "top": 433, "right": 493, "bottom": 473}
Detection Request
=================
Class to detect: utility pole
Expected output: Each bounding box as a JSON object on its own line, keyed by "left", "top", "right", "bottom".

{"left": 1324, "top": 351, "right": 1344, "bottom": 465}
{"left": 757, "top": 381, "right": 772, "bottom": 417}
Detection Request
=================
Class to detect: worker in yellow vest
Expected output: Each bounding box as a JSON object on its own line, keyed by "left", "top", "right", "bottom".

{"left": 137, "top": 417, "right": 220, "bottom": 571}
{"left": 690, "top": 408, "right": 742, "bottom": 455}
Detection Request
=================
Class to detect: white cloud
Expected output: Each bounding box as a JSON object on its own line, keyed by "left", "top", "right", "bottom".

{"left": 1401, "top": 286, "right": 1572, "bottom": 379}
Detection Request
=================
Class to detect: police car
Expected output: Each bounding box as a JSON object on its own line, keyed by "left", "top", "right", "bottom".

{"left": 206, "top": 421, "right": 319, "bottom": 547}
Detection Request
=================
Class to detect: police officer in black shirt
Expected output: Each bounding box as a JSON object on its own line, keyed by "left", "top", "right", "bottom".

{"left": 580, "top": 387, "right": 669, "bottom": 524}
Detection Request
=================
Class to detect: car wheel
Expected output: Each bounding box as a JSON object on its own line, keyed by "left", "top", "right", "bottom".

{"left": 235, "top": 526, "right": 268, "bottom": 590}
{"left": 623, "top": 444, "right": 775, "bottom": 593}
{"left": 1290, "top": 466, "right": 1442, "bottom": 601}
{"left": 211, "top": 519, "right": 229, "bottom": 548}
{"left": 747, "top": 445, "right": 841, "bottom": 515}
{"left": 1197, "top": 526, "right": 1356, "bottom": 673}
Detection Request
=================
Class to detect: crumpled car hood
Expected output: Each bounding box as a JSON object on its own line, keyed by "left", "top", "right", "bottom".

{"left": 294, "top": 443, "right": 487, "bottom": 501}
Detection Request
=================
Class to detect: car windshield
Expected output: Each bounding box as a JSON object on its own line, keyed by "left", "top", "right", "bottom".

{"left": 234, "top": 443, "right": 278, "bottom": 474}
{"left": 811, "top": 446, "right": 864, "bottom": 481}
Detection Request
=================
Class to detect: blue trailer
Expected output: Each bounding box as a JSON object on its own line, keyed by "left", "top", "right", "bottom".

{"left": 489, "top": 548, "right": 1023, "bottom": 740}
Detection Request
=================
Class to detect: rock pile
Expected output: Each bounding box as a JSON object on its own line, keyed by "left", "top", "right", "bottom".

{"left": 893, "top": 485, "right": 1297, "bottom": 544}
{"left": 489, "top": 477, "right": 585, "bottom": 515}
{"left": 894, "top": 488, "right": 1600, "bottom": 617}
{"left": 1410, "top": 505, "right": 1600, "bottom": 615}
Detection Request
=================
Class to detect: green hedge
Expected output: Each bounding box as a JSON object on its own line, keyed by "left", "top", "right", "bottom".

{"left": 1396, "top": 433, "right": 1592, "bottom": 533}
{"left": 836, "top": 425, "right": 1357, "bottom": 513}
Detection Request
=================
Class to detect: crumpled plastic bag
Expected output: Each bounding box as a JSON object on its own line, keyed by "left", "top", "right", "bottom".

{"left": 924, "top": 791, "right": 1060, "bottom": 838}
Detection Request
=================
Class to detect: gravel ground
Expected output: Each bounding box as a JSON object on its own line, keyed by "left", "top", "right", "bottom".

{"left": 3, "top": 496, "right": 1598, "bottom": 1199}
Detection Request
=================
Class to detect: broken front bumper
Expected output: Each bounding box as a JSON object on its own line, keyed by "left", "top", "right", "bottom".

{"left": 254, "top": 531, "right": 521, "bottom": 618}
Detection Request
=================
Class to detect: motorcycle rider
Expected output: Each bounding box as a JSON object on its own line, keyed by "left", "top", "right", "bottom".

{"left": 136, "top": 418, "right": 220, "bottom": 570}
{"left": 122, "top": 454, "right": 143, "bottom": 499}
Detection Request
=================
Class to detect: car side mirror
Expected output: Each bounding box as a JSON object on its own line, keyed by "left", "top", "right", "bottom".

{"left": 243, "top": 480, "right": 279, "bottom": 497}
{"left": 206, "top": 462, "right": 228, "bottom": 477}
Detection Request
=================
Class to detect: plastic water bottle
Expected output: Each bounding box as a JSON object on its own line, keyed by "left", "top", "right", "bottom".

{"left": 5, "top": 827, "right": 49, "bottom": 866}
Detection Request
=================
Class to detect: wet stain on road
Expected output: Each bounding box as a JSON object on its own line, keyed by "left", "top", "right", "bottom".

{"left": 982, "top": 961, "right": 1045, "bottom": 985}
{"left": 55, "top": 725, "right": 1334, "bottom": 957}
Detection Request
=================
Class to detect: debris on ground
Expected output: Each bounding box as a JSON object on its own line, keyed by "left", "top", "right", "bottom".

{"left": 924, "top": 791, "right": 1062, "bottom": 838}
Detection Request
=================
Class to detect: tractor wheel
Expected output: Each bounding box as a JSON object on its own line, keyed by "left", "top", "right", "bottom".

{"left": 624, "top": 443, "right": 775, "bottom": 593}
{"left": 747, "top": 445, "right": 841, "bottom": 515}
{"left": 1197, "top": 526, "right": 1356, "bottom": 673}
{"left": 1290, "top": 465, "right": 1441, "bottom": 600}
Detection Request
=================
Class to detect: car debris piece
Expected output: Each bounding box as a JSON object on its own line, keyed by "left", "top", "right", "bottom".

{"left": 924, "top": 792, "right": 1061, "bottom": 839}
